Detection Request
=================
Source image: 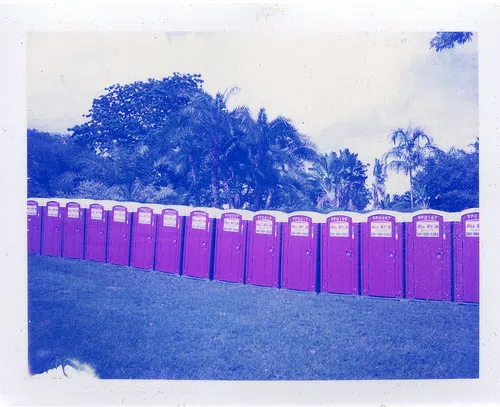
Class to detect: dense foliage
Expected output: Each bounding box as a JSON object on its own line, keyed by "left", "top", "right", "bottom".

{"left": 28, "top": 70, "right": 478, "bottom": 213}
{"left": 430, "top": 32, "right": 474, "bottom": 52}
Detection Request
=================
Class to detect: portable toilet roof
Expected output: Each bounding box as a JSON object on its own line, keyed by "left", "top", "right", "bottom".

{"left": 99, "top": 200, "right": 127, "bottom": 211}
{"left": 287, "top": 210, "right": 327, "bottom": 223}
{"left": 359, "top": 210, "right": 407, "bottom": 223}
{"left": 324, "top": 211, "right": 365, "bottom": 223}
{"left": 220, "top": 208, "right": 255, "bottom": 221}
{"left": 162, "top": 204, "right": 193, "bottom": 217}
{"left": 399, "top": 209, "right": 457, "bottom": 223}
{"left": 189, "top": 206, "right": 224, "bottom": 219}
{"left": 252, "top": 209, "right": 289, "bottom": 222}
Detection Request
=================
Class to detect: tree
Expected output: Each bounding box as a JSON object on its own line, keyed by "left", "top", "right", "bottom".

{"left": 246, "top": 108, "right": 317, "bottom": 211}
{"left": 372, "top": 157, "right": 387, "bottom": 210}
{"left": 311, "top": 149, "right": 370, "bottom": 212}
{"left": 430, "top": 32, "right": 473, "bottom": 52}
{"left": 384, "top": 126, "right": 436, "bottom": 210}
{"left": 413, "top": 145, "right": 478, "bottom": 212}
{"left": 28, "top": 129, "right": 107, "bottom": 197}
{"left": 69, "top": 73, "right": 204, "bottom": 155}
{"left": 151, "top": 87, "right": 254, "bottom": 208}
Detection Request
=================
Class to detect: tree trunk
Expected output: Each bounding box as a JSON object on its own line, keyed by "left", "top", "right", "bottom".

{"left": 372, "top": 184, "right": 379, "bottom": 209}
{"left": 188, "top": 155, "right": 197, "bottom": 185}
{"left": 211, "top": 166, "right": 220, "bottom": 208}
{"left": 409, "top": 168, "right": 414, "bottom": 210}
{"left": 222, "top": 180, "right": 233, "bottom": 208}
{"left": 253, "top": 184, "right": 262, "bottom": 211}
{"left": 265, "top": 189, "right": 274, "bottom": 209}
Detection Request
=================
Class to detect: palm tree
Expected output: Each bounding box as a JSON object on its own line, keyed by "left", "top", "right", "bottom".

{"left": 311, "top": 149, "right": 370, "bottom": 211}
{"left": 310, "top": 151, "right": 339, "bottom": 209}
{"left": 384, "top": 126, "right": 436, "bottom": 210}
{"left": 149, "top": 87, "right": 253, "bottom": 208}
{"left": 247, "top": 108, "right": 317, "bottom": 210}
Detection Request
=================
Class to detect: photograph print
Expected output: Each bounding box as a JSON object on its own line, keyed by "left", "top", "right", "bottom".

{"left": 26, "top": 31, "right": 479, "bottom": 380}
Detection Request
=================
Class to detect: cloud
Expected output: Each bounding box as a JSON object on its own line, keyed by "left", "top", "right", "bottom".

{"left": 26, "top": 31, "right": 477, "bottom": 195}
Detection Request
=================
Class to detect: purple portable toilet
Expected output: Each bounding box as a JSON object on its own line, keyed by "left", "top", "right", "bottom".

{"left": 27, "top": 200, "right": 42, "bottom": 255}
{"left": 246, "top": 211, "right": 286, "bottom": 288}
{"left": 281, "top": 212, "right": 322, "bottom": 291}
{"left": 41, "top": 200, "right": 62, "bottom": 257}
{"left": 85, "top": 202, "right": 107, "bottom": 263}
{"left": 454, "top": 210, "right": 479, "bottom": 303}
{"left": 320, "top": 213, "right": 360, "bottom": 295}
{"left": 62, "top": 201, "right": 85, "bottom": 259}
{"left": 107, "top": 204, "right": 131, "bottom": 266}
{"left": 130, "top": 205, "right": 156, "bottom": 270}
{"left": 182, "top": 209, "right": 219, "bottom": 279}
{"left": 213, "top": 211, "right": 249, "bottom": 284}
{"left": 405, "top": 211, "right": 451, "bottom": 301}
{"left": 361, "top": 212, "right": 403, "bottom": 298}
{"left": 155, "top": 206, "right": 186, "bottom": 274}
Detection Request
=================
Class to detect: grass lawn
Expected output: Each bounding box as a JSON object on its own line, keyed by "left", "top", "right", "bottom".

{"left": 28, "top": 255, "right": 479, "bottom": 380}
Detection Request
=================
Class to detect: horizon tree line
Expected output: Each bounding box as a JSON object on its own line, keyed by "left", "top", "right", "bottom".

{"left": 27, "top": 73, "right": 478, "bottom": 213}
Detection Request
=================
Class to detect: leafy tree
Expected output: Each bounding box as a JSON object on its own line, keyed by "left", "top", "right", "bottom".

{"left": 413, "top": 145, "right": 478, "bottom": 212}
{"left": 386, "top": 192, "right": 412, "bottom": 212}
{"left": 71, "top": 180, "right": 123, "bottom": 201}
{"left": 247, "top": 108, "right": 317, "bottom": 211}
{"left": 310, "top": 149, "right": 370, "bottom": 212}
{"left": 430, "top": 32, "right": 473, "bottom": 52}
{"left": 151, "top": 87, "right": 253, "bottom": 208}
{"left": 28, "top": 129, "right": 106, "bottom": 197}
{"left": 384, "top": 126, "right": 436, "bottom": 210}
{"left": 69, "top": 73, "right": 204, "bottom": 155}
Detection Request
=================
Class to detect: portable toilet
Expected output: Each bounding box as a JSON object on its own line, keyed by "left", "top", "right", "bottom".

{"left": 129, "top": 202, "right": 156, "bottom": 270}
{"left": 182, "top": 207, "right": 221, "bottom": 279}
{"left": 84, "top": 201, "right": 108, "bottom": 263}
{"left": 154, "top": 205, "right": 189, "bottom": 274}
{"left": 405, "top": 210, "right": 451, "bottom": 301}
{"left": 361, "top": 211, "right": 403, "bottom": 298}
{"left": 453, "top": 209, "right": 479, "bottom": 303}
{"left": 320, "top": 212, "right": 361, "bottom": 295}
{"left": 62, "top": 201, "right": 85, "bottom": 260}
{"left": 41, "top": 200, "right": 63, "bottom": 257}
{"left": 281, "top": 211, "right": 323, "bottom": 291}
{"left": 246, "top": 210, "right": 287, "bottom": 288}
{"left": 27, "top": 199, "right": 42, "bottom": 255}
{"left": 106, "top": 203, "right": 132, "bottom": 266}
{"left": 213, "top": 209, "right": 253, "bottom": 284}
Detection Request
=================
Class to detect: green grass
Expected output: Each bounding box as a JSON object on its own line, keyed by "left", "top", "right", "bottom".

{"left": 28, "top": 255, "right": 479, "bottom": 380}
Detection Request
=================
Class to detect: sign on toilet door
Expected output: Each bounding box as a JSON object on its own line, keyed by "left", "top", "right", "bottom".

{"left": 465, "top": 219, "right": 479, "bottom": 237}
{"left": 290, "top": 220, "right": 309, "bottom": 237}
{"left": 370, "top": 221, "right": 392, "bottom": 237}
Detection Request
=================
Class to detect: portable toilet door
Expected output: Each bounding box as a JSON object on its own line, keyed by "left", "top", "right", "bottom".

{"left": 214, "top": 212, "right": 246, "bottom": 283}
{"left": 62, "top": 202, "right": 85, "bottom": 260}
{"left": 182, "top": 210, "right": 213, "bottom": 279}
{"left": 130, "top": 207, "right": 156, "bottom": 270}
{"left": 155, "top": 208, "right": 183, "bottom": 274}
{"left": 320, "top": 214, "right": 359, "bottom": 295}
{"left": 41, "top": 201, "right": 62, "bottom": 257}
{"left": 454, "top": 211, "right": 479, "bottom": 303}
{"left": 281, "top": 215, "right": 317, "bottom": 291}
{"left": 107, "top": 205, "right": 131, "bottom": 266}
{"left": 246, "top": 214, "right": 280, "bottom": 288}
{"left": 85, "top": 203, "right": 107, "bottom": 263}
{"left": 27, "top": 200, "right": 42, "bottom": 255}
{"left": 361, "top": 214, "right": 403, "bottom": 298}
{"left": 406, "top": 213, "right": 451, "bottom": 301}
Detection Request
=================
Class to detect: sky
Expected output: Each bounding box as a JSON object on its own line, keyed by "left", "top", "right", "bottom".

{"left": 26, "top": 31, "right": 478, "bottom": 195}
